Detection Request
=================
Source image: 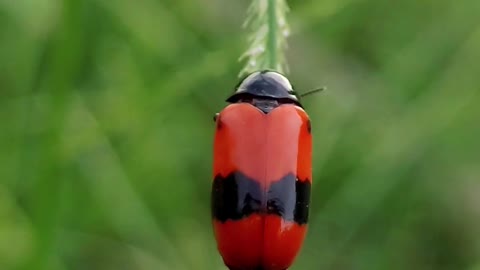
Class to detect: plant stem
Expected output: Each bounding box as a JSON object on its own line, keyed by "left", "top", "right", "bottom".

{"left": 239, "top": 0, "right": 290, "bottom": 76}
{"left": 267, "top": 0, "right": 278, "bottom": 69}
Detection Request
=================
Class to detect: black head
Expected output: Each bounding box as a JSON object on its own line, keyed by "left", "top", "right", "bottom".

{"left": 226, "top": 70, "right": 302, "bottom": 107}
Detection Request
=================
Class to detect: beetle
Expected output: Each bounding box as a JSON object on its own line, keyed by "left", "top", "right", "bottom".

{"left": 211, "top": 70, "right": 313, "bottom": 270}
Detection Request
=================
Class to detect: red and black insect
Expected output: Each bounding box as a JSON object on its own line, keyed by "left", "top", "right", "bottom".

{"left": 212, "top": 70, "right": 313, "bottom": 270}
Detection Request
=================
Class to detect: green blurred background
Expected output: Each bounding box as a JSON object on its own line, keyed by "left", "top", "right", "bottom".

{"left": 1, "top": 0, "right": 480, "bottom": 269}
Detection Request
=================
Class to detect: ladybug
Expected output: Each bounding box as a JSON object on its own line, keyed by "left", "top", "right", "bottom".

{"left": 212, "top": 70, "right": 312, "bottom": 270}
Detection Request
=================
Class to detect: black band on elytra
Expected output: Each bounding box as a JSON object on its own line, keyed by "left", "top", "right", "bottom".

{"left": 212, "top": 172, "right": 310, "bottom": 224}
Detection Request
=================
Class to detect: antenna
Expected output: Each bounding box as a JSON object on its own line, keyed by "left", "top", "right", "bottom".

{"left": 300, "top": 87, "right": 326, "bottom": 98}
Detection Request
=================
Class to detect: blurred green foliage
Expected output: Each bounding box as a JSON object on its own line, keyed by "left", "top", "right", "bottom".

{"left": 1, "top": 0, "right": 480, "bottom": 269}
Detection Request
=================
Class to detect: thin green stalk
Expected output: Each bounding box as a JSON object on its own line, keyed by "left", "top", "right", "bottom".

{"left": 239, "top": 0, "right": 290, "bottom": 76}
{"left": 267, "top": 0, "right": 278, "bottom": 69}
